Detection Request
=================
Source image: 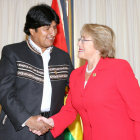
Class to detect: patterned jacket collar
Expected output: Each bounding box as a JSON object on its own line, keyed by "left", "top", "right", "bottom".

{"left": 26, "top": 38, "right": 53, "bottom": 55}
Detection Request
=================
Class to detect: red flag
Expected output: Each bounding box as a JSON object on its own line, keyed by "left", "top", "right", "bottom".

{"left": 51, "top": 0, "right": 68, "bottom": 52}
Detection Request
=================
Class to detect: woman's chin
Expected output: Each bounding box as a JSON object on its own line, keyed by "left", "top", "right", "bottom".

{"left": 78, "top": 54, "right": 85, "bottom": 59}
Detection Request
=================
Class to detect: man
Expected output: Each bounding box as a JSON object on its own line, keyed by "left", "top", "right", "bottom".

{"left": 0, "top": 4, "right": 73, "bottom": 140}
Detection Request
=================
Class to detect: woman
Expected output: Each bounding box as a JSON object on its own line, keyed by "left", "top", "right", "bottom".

{"left": 39, "top": 24, "right": 140, "bottom": 140}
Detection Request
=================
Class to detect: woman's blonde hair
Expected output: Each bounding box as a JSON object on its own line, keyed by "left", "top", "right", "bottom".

{"left": 80, "top": 24, "right": 115, "bottom": 58}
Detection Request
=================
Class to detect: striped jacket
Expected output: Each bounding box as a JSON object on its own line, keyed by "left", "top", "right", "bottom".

{"left": 0, "top": 41, "right": 74, "bottom": 140}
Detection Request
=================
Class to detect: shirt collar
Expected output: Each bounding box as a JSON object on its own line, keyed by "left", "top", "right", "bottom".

{"left": 28, "top": 36, "right": 53, "bottom": 55}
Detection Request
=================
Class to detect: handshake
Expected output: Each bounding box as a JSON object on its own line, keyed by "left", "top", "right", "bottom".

{"left": 25, "top": 115, "right": 54, "bottom": 136}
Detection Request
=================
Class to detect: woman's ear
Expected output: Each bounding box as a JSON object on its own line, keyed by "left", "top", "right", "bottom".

{"left": 96, "top": 50, "right": 100, "bottom": 55}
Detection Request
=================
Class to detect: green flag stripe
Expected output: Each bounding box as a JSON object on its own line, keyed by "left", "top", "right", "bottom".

{"left": 64, "top": 128, "right": 75, "bottom": 140}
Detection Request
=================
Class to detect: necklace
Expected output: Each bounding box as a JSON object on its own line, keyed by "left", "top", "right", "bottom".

{"left": 86, "top": 64, "right": 95, "bottom": 73}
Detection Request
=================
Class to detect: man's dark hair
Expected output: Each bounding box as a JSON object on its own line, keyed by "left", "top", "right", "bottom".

{"left": 24, "top": 4, "right": 60, "bottom": 35}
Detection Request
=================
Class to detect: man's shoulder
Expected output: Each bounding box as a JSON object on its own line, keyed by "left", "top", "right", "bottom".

{"left": 52, "top": 46, "right": 69, "bottom": 56}
{"left": 4, "top": 41, "right": 27, "bottom": 49}
{"left": 51, "top": 46, "right": 71, "bottom": 63}
{"left": 2, "top": 41, "right": 27, "bottom": 52}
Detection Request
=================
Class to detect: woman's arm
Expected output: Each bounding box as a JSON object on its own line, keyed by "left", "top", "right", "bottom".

{"left": 116, "top": 60, "right": 140, "bottom": 140}
{"left": 50, "top": 88, "right": 77, "bottom": 138}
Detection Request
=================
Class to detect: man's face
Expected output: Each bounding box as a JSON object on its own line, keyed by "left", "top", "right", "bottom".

{"left": 30, "top": 21, "right": 57, "bottom": 52}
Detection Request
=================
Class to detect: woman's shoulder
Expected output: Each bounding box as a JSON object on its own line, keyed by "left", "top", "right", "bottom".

{"left": 70, "top": 64, "right": 86, "bottom": 76}
{"left": 106, "top": 58, "right": 130, "bottom": 66}
{"left": 106, "top": 58, "right": 132, "bottom": 71}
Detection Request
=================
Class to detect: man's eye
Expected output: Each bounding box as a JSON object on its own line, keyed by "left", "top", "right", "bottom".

{"left": 45, "top": 27, "right": 50, "bottom": 30}
{"left": 43, "top": 26, "right": 50, "bottom": 30}
{"left": 53, "top": 26, "right": 57, "bottom": 29}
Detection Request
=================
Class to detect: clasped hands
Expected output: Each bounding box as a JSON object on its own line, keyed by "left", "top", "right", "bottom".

{"left": 25, "top": 115, "right": 54, "bottom": 136}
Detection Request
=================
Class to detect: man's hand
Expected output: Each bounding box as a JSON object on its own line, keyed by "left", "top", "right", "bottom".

{"left": 25, "top": 115, "right": 52, "bottom": 135}
{"left": 38, "top": 117, "right": 54, "bottom": 127}
{"left": 29, "top": 117, "right": 54, "bottom": 136}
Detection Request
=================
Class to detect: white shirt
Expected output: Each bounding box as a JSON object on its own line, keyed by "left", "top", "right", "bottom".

{"left": 22, "top": 38, "right": 52, "bottom": 127}
{"left": 84, "top": 81, "right": 87, "bottom": 88}
{"left": 29, "top": 37, "right": 52, "bottom": 112}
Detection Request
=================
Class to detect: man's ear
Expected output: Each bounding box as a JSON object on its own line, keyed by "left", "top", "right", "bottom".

{"left": 29, "top": 28, "right": 35, "bottom": 36}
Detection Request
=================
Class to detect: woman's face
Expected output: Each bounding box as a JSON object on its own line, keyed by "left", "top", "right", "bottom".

{"left": 78, "top": 35, "right": 98, "bottom": 60}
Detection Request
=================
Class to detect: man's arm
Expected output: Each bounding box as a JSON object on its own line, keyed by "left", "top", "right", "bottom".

{"left": 0, "top": 46, "right": 51, "bottom": 132}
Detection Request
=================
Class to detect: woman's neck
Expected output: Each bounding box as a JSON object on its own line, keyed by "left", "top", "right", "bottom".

{"left": 87, "top": 55, "right": 101, "bottom": 70}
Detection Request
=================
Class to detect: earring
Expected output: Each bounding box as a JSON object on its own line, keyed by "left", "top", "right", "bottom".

{"left": 96, "top": 50, "right": 100, "bottom": 55}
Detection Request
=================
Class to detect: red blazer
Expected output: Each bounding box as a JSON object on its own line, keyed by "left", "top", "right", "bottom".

{"left": 51, "top": 58, "right": 140, "bottom": 140}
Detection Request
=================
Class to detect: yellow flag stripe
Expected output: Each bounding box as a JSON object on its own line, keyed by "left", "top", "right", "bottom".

{"left": 64, "top": 96, "right": 83, "bottom": 140}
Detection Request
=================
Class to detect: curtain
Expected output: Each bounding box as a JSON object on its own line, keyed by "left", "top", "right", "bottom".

{"left": 0, "top": 0, "right": 140, "bottom": 83}
{"left": 74, "top": 0, "right": 140, "bottom": 83}
{"left": 0, "top": 0, "right": 52, "bottom": 56}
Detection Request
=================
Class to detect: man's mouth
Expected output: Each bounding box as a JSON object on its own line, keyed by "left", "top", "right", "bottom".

{"left": 47, "top": 36, "right": 55, "bottom": 40}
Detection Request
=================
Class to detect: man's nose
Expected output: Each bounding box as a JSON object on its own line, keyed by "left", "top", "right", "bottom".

{"left": 50, "top": 28, "right": 56, "bottom": 36}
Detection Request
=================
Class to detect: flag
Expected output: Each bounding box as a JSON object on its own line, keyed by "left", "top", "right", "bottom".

{"left": 64, "top": 95, "right": 83, "bottom": 140}
{"left": 51, "top": 0, "right": 83, "bottom": 140}
{"left": 51, "top": 0, "right": 68, "bottom": 52}
{"left": 67, "top": 0, "right": 74, "bottom": 65}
